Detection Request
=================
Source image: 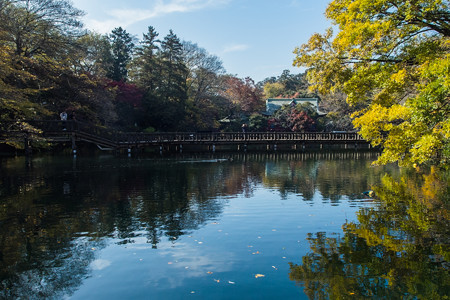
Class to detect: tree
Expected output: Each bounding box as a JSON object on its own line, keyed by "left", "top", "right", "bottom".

{"left": 70, "top": 32, "right": 111, "bottom": 78}
{"left": 130, "top": 26, "right": 160, "bottom": 92}
{"left": 263, "top": 82, "right": 285, "bottom": 98}
{"left": 182, "top": 41, "right": 225, "bottom": 104}
{"left": 0, "top": 0, "right": 88, "bottom": 134}
{"left": 160, "top": 30, "right": 188, "bottom": 104}
{"left": 107, "top": 27, "right": 135, "bottom": 81}
{"left": 107, "top": 80, "right": 142, "bottom": 130}
{"left": 248, "top": 114, "right": 268, "bottom": 131}
{"left": 0, "top": 0, "right": 84, "bottom": 58}
{"left": 223, "top": 76, "right": 264, "bottom": 115}
{"left": 154, "top": 30, "right": 188, "bottom": 130}
{"left": 271, "top": 103, "right": 316, "bottom": 132}
{"left": 294, "top": 0, "right": 450, "bottom": 166}
{"left": 181, "top": 41, "right": 228, "bottom": 130}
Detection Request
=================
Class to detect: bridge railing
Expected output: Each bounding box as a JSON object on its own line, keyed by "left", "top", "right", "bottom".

{"left": 5, "top": 121, "right": 366, "bottom": 148}
{"left": 117, "top": 131, "right": 365, "bottom": 144}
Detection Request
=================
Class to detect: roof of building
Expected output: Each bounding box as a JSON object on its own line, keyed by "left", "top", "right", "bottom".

{"left": 265, "top": 98, "right": 321, "bottom": 115}
{"left": 266, "top": 97, "right": 319, "bottom": 103}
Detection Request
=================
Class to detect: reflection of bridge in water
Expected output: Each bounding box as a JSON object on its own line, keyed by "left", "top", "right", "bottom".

{"left": 1, "top": 120, "right": 371, "bottom": 153}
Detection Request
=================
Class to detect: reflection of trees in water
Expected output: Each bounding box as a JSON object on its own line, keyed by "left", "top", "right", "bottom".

{"left": 0, "top": 155, "right": 265, "bottom": 297}
{"left": 289, "top": 167, "right": 450, "bottom": 299}
{"left": 0, "top": 152, "right": 389, "bottom": 297}
{"left": 261, "top": 152, "right": 390, "bottom": 202}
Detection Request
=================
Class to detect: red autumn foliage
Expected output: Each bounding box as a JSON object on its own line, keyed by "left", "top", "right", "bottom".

{"left": 107, "top": 80, "right": 143, "bottom": 107}
{"left": 289, "top": 109, "right": 315, "bottom": 132}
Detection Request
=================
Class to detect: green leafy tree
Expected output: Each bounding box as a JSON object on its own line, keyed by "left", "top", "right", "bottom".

{"left": 130, "top": 26, "right": 160, "bottom": 92}
{"left": 248, "top": 113, "right": 268, "bottom": 131}
{"left": 158, "top": 30, "right": 188, "bottom": 130}
{"left": 129, "top": 26, "right": 162, "bottom": 130}
{"left": 160, "top": 30, "right": 188, "bottom": 103}
{"left": 294, "top": 0, "right": 450, "bottom": 166}
{"left": 107, "top": 27, "right": 135, "bottom": 82}
{"left": 263, "top": 82, "right": 285, "bottom": 98}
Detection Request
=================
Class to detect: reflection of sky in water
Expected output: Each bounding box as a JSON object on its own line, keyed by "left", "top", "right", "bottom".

{"left": 0, "top": 153, "right": 389, "bottom": 299}
{"left": 73, "top": 187, "right": 370, "bottom": 299}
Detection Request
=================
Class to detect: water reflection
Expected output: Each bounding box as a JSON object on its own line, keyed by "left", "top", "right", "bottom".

{"left": 289, "top": 167, "right": 450, "bottom": 299}
{"left": 0, "top": 152, "right": 388, "bottom": 298}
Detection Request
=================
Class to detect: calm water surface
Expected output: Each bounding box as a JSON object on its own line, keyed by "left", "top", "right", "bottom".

{"left": 1, "top": 152, "right": 438, "bottom": 299}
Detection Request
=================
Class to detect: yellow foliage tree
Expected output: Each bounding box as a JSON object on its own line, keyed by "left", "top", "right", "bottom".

{"left": 294, "top": 0, "right": 450, "bottom": 166}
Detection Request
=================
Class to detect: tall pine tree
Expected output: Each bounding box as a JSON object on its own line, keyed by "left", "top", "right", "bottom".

{"left": 107, "top": 27, "right": 134, "bottom": 82}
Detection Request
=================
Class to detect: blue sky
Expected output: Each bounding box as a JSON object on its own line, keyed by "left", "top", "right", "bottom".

{"left": 71, "top": 0, "right": 332, "bottom": 82}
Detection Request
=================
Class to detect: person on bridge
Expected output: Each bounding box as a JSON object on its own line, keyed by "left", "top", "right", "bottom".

{"left": 242, "top": 123, "right": 248, "bottom": 133}
{"left": 60, "top": 111, "right": 68, "bottom": 130}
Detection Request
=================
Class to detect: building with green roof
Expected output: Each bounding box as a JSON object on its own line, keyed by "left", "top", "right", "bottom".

{"left": 265, "top": 98, "right": 324, "bottom": 115}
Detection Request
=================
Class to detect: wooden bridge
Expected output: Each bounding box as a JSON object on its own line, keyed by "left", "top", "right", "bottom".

{"left": 0, "top": 120, "right": 369, "bottom": 153}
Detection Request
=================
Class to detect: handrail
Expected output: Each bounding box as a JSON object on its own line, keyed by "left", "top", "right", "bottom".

{"left": 2, "top": 120, "right": 366, "bottom": 148}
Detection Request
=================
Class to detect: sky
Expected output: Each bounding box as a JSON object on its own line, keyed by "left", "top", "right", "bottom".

{"left": 70, "top": 0, "right": 332, "bottom": 82}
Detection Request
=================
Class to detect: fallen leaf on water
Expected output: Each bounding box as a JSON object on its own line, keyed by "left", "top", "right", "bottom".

{"left": 168, "top": 262, "right": 173, "bottom": 265}
{"left": 272, "top": 266, "right": 278, "bottom": 270}
{"left": 255, "top": 274, "right": 265, "bottom": 278}
{"left": 228, "top": 281, "right": 235, "bottom": 284}
{"left": 214, "top": 279, "right": 220, "bottom": 283}
{"left": 207, "top": 271, "right": 213, "bottom": 274}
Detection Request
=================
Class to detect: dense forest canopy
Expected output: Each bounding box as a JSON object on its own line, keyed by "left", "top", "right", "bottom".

{"left": 0, "top": 0, "right": 352, "bottom": 138}
{"left": 2, "top": 0, "right": 448, "bottom": 168}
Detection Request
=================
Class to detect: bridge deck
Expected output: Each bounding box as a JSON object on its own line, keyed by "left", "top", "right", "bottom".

{"left": 1, "top": 120, "right": 367, "bottom": 151}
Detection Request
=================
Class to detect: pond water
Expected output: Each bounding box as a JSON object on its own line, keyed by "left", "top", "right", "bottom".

{"left": 0, "top": 152, "right": 447, "bottom": 299}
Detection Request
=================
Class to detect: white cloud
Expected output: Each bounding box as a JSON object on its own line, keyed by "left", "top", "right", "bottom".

{"left": 83, "top": 0, "right": 231, "bottom": 33}
{"left": 222, "top": 44, "right": 249, "bottom": 54}
{"left": 91, "top": 259, "right": 111, "bottom": 270}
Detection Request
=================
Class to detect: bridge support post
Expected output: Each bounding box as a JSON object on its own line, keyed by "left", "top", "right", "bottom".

{"left": 24, "top": 133, "right": 31, "bottom": 156}
{"left": 212, "top": 144, "right": 216, "bottom": 152}
{"left": 274, "top": 144, "right": 277, "bottom": 151}
{"left": 71, "top": 133, "right": 77, "bottom": 155}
